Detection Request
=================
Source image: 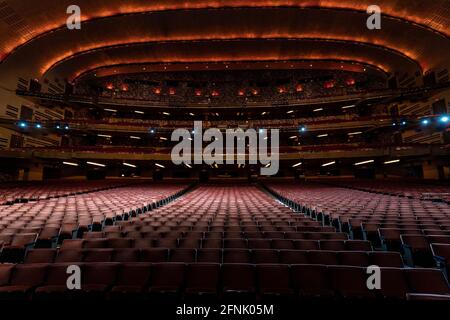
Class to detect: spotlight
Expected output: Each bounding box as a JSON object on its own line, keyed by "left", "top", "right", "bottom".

{"left": 64, "top": 125, "right": 69, "bottom": 130}
{"left": 421, "top": 119, "right": 429, "bottom": 125}
{"left": 18, "top": 122, "right": 27, "bottom": 128}
{"left": 299, "top": 126, "right": 307, "bottom": 133}
{"left": 35, "top": 123, "right": 42, "bottom": 129}
{"left": 149, "top": 128, "right": 156, "bottom": 134}
{"left": 439, "top": 115, "right": 449, "bottom": 123}
{"left": 56, "top": 124, "right": 61, "bottom": 129}
{"left": 401, "top": 121, "right": 407, "bottom": 126}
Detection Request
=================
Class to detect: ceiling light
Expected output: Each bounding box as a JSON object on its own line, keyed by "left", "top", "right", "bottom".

{"left": 130, "top": 136, "right": 141, "bottom": 140}
{"left": 342, "top": 105, "right": 356, "bottom": 109}
{"left": 62, "top": 162, "right": 79, "bottom": 167}
{"left": 289, "top": 136, "right": 297, "bottom": 139}
{"left": 185, "top": 163, "right": 192, "bottom": 169}
{"left": 292, "top": 162, "right": 302, "bottom": 168}
{"left": 159, "top": 137, "right": 168, "bottom": 141}
{"left": 317, "top": 134, "right": 329, "bottom": 138}
{"left": 123, "top": 162, "right": 137, "bottom": 168}
{"left": 155, "top": 163, "right": 165, "bottom": 168}
{"left": 189, "top": 113, "right": 195, "bottom": 116}
{"left": 104, "top": 108, "right": 117, "bottom": 112}
{"left": 287, "top": 110, "right": 294, "bottom": 114}
{"left": 354, "top": 160, "right": 375, "bottom": 166}
{"left": 348, "top": 132, "right": 363, "bottom": 136}
{"left": 98, "top": 134, "right": 112, "bottom": 138}
{"left": 313, "top": 108, "right": 323, "bottom": 112}
{"left": 322, "top": 161, "right": 336, "bottom": 167}
{"left": 162, "top": 112, "right": 171, "bottom": 116}
{"left": 384, "top": 159, "right": 400, "bottom": 164}
{"left": 134, "top": 110, "right": 144, "bottom": 114}
{"left": 87, "top": 161, "right": 106, "bottom": 167}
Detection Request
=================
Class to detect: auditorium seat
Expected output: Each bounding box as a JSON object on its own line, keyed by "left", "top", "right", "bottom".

{"left": 401, "top": 235, "right": 435, "bottom": 267}
{"left": 223, "top": 249, "right": 251, "bottom": 264}
{"left": 83, "top": 249, "right": 113, "bottom": 262}
{"left": 330, "top": 266, "right": 376, "bottom": 299}
{"left": 148, "top": 263, "right": 185, "bottom": 300}
{"left": 404, "top": 269, "right": 450, "bottom": 295}
{"left": 221, "top": 264, "right": 256, "bottom": 301}
{"left": 338, "top": 251, "right": 370, "bottom": 267}
{"left": 256, "top": 264, "right": 293, "bottom": 299}
{"left": 34, "top": 264, "right": 73, "bottom": 299}
{"left": 294, "top": 240, "right": 320, "bottom": 250}
{"left": 271, "top": 239, "right": 295, "bottom": 250}
{"left": 378, "top": 268, "right": 408, "bottom": 300}
{"left": 112, "top": 249, "right": 140, "bottom": 263}
{"left": 24, "top": 249, "right": 56, "bottom": 264}
{"left": 368, "top": 252, "right": 404, "bottom": 268}
{"left": 79, "top": 263, "right": 117, "bottom": 299}
{"left": 279, "top": 250, "right": 308, "bottom": 264}
{"left": 0, "top": 264, "right": 47, "bottom": 300}
{"left": 55, "top": 249, "right": 83, "bottom": 263}
{"left": 170, "top": 249, "right": 196, "bottom": 263}
{"left": 251, "top": 249, "right": 279, "bottom": 264}
{"left": 291, "top": 264, "right": 333, "bottom": 298}
{"left": 110, "top": 263, "right": 151, "bottom": 299}
{"left": 196, "top": 249, "right": 222, "bottom": 263}
{"left": 185, "top": 264, "right": 220, "bottom": 300}
{"left": 431, "top": 243, "right": 450, "bottom": 276}
{"left": 140, "top": 249, "right": 168, "bottom": 263}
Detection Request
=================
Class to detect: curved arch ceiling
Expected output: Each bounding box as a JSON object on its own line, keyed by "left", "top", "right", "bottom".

{"left": 53, "top": 39, "right": 413, "bottom": 81}
{"left": 0, "top": 1, "right": 448, "bottom": 86}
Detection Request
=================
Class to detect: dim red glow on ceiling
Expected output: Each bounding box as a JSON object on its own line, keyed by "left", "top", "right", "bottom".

{"left": 2, "top": 0, "right": 447, "bottom": 64}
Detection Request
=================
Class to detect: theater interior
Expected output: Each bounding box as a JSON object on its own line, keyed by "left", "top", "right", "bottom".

{"left": 0, "top": 0, "right": 449, "bottom": 312}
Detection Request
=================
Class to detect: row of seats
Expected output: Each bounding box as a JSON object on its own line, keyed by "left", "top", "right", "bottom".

{"left": 22, "top": 248, "right": 403, "bottom": 267}
{"left": 326, "top": 179, "right": 450, "bottom": 203}
{"left": 64, "top": 238, "right": 371, "bottom": 251}
{"left": 0, "top": 180, "right": 136, "bottom": 204}
{"left": 1, "top": 263, "right": 449, "bottom": 300}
